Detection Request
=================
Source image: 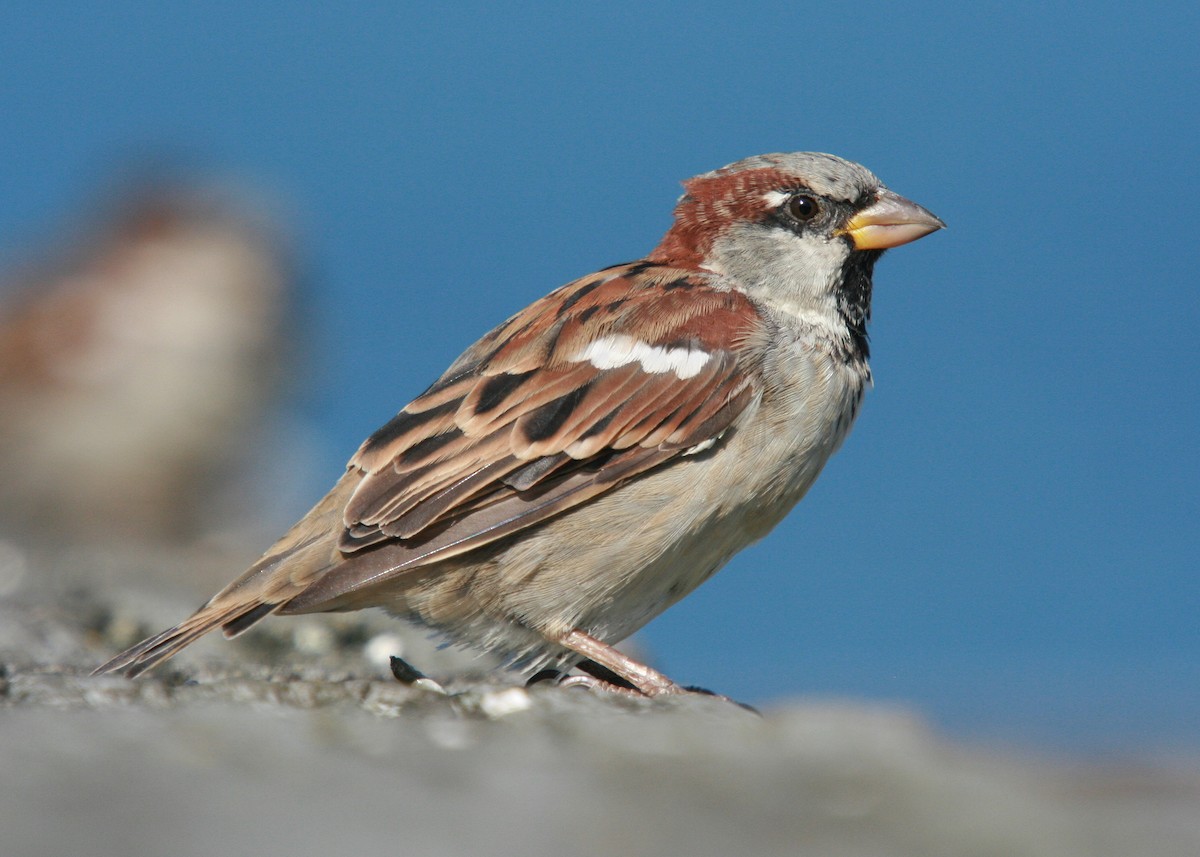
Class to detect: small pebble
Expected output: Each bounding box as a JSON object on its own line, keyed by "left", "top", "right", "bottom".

{"left": 479, "top": 687, "right": 533, "bottom": 719}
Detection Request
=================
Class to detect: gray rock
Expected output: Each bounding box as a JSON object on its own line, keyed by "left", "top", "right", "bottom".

{"left": 2, "top": 582, "right": 1198, "bottom": 857}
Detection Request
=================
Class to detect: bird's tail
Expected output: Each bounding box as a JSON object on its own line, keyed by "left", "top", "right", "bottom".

{"left": 90, "top": 596, "right": 284, "bottom": 678}
{"left": 92, "top": 471, "right": 356, "bottom": 678}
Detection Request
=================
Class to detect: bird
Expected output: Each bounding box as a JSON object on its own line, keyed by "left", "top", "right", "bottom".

{"left": 94, "top": 152, "right": 943, "bottom": 697}
{"left": 0, "top": 180, "right": 293, "bottom": 546}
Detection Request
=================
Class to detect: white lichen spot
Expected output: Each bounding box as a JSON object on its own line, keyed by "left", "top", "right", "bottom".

{"left": 479, "top": 687, "right": 533, "bottom": 719}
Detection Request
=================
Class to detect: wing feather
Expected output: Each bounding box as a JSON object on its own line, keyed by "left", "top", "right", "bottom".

{"left": 291, "top": 263, "right": 766, "bottom": 611}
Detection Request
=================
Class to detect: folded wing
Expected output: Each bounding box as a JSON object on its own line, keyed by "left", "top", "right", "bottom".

{"left": 285, "top": 262, "right": 766, "bottom": 611}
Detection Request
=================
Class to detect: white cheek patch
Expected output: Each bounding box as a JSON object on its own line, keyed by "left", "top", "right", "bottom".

{"left": 572, "top": 334, "right": 711, "bottom": 379}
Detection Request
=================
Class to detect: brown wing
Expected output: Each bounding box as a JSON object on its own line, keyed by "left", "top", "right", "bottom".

{"left": 283, "top": 262, "right": 765, "bottom": 612}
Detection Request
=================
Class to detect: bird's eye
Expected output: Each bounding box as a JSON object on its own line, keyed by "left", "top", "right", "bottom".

{"left": 785, "top": 194, "right": 820, "bottom": 222}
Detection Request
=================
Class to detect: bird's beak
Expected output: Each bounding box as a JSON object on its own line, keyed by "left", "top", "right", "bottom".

{"left": 840, "top": 189, "right": 945, "bottom": 250}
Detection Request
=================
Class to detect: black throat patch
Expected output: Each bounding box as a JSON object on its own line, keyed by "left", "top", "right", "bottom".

{"left": 837, "top": 249, "right": 882, "bottom": 362}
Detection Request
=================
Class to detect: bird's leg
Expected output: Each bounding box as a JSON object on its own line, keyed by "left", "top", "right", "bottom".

{"left": 554, "top": 630, "right": 760, "bottom": 712}
{"left": 554, "top": 629, "right": 684, "bottom": 697}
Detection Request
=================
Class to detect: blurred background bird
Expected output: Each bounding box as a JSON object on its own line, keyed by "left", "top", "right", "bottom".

{"left": 0, "top": 175, "right": 297, "bottom": 552}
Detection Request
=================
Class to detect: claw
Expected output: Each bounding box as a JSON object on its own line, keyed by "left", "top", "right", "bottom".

{"left": 525, "top": 668, "right": 569, "bottom": 687}
{"left": 558, "top": 673, "right": 655, "bottom": 698}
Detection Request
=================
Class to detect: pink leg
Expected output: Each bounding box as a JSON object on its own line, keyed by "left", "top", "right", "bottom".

{"left": 556, "top": 629, "right": 684, "bottom": 698}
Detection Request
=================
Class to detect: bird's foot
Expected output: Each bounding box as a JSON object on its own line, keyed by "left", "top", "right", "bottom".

{"left": 557, "top": 673, "right": 674, "bottom": 697}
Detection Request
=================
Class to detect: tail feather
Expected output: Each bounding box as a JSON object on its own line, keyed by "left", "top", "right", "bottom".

{"left": 92, "top": 470, "right": 357, "bottom": 678}
{"left": 220, "top": 602, "right": 279, "bottom": 638}
{"left": 91, "top": 599, "right": 280, "bottom": 678}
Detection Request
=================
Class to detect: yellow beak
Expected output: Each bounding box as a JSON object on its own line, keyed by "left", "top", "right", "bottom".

{"left": 841, "top": 189, "right": 945, "bottom": 250}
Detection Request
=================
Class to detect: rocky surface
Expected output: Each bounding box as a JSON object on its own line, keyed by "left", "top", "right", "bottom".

{"left": 2, "top": 552, "right": 1198, "bottom": 857}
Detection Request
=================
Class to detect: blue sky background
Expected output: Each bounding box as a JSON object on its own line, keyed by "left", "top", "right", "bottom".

{"left": 2, "top": 3, "right": 1196, "bottom": 752}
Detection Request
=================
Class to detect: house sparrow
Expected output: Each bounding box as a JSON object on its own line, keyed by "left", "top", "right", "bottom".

{"left": 95, "top": 152, "right": 943, "bottom": 696}
{"left": 0, "top": 181, "right": 292, "bottom": 545}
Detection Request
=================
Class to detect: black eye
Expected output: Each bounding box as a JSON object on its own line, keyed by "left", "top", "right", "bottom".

{"left": 785, "top": 194, "right": 820, "bottom": 222}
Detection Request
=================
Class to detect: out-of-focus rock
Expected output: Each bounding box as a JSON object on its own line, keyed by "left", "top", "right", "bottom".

{"left": 1, "top": 584, "right": 1198, "bottom": 857}
{"left": 0, "top": 180, "right": 295, "bottom": 547}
